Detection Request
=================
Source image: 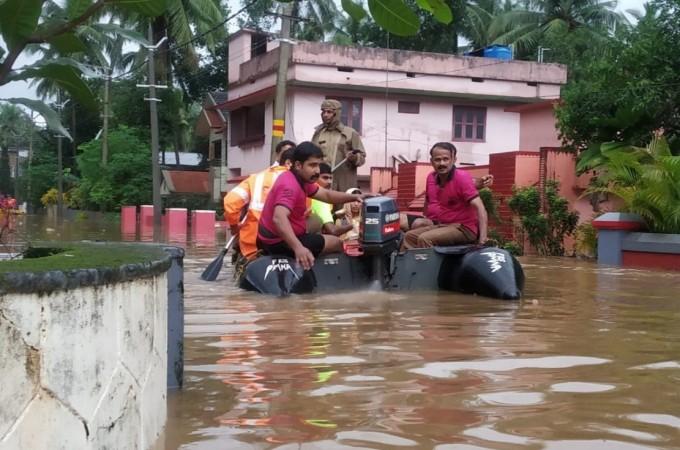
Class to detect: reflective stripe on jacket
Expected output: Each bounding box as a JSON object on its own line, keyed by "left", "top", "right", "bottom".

{"left": 223, "top": 165, "right": 288, "bottom": 259}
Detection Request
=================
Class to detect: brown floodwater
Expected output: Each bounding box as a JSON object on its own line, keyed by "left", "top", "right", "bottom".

{"left": 12, "top": 215, "right": 680, "bottom": 449}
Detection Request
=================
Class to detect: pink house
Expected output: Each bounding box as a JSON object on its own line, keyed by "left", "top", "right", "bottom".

{"left": 221, "top": 29, "right": 568, "bottom": 185}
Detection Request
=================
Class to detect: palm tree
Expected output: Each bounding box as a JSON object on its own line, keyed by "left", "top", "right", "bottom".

{"left": 462, "top": 0, "right": 517, "bottom": 50}
{"left": 490, "top": 0, "right": 627, "bottom": 57}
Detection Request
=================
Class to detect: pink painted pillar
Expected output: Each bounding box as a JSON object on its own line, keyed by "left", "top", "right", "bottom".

{"left": 120, "top": 206, "right": 137, "bottom": 236}
{"left": 166, "top": 208, "right": 188, "bottom": 243}
{"left": 139, "top": 205, "right": 154, "bottom": 241}
{"left": 192, "top": 210, "right": 215, "bottom": 245}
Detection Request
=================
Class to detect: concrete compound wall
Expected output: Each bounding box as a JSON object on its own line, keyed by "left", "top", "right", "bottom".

{"left": 0, "top": 245, "right": 181, "bottom": 450}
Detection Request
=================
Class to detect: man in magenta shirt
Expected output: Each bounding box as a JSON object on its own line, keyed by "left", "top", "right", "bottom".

{"left": 257, "top": 142, "right": 367, "bottom": 270}
{"left": 402, "top": 142, "right": 488, "bottom": 250}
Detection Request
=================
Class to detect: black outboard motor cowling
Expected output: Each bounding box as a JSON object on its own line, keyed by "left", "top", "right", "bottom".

{"left": 359, "top": 196, "right": 400, "bottom": 255}
{"left": 359, "top": 196, "right": 401, "bottom": 287}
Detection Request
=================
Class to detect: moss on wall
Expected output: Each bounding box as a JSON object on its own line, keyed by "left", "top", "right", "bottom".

{"left": 0, "top": 242, "right": 177, "bottom": 295}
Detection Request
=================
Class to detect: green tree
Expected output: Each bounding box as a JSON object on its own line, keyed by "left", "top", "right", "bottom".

{"left": 351, "top": 0, "right": 464, "bottom": 53}
{"left": 508, "top": 180, "right": 579, "bottom": 255}
{"left": 556, "top": 1, "right": 680, "bottom": 150}
{"left": 19, "top": 132, "right": 59, "bottom": 208}
{"left": 492, "top": 0, "right": 625, "bottom": 58}
{"left": 579, "top": 134, "right": 680, "bottom": 233}
{"left": 243, "top": 0, "right": 454, "bottom": 39}
{"left": 0, "top": 104, "right": 34, "bottom": 196}
{"left": 0, "top": 0, "right": 165, "bottom": 137}
{"left": 77, "top": 126, "right": 152, "bottom": 211}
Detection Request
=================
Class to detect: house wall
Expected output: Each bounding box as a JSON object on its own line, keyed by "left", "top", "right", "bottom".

{"left": 293, "top": 65, "right": 562, "bottom": 102}
{"left": 543, "top": 149, "right": 620, "bottom": 224}
{"left": 0, "top": 275, "right": 168, "bottom": 450}
{"left": 514, "top": 153, "right": 541, "bottom": 187}
{"left": 291, "top": 42, "right": 567, "bottom": 86}
{"left": 519, "top": 107, "right": 561, "bottom": 151}
{"left": 228, "top": 32, "right": 251, "bottom": 85}
{"left": 284, "top": 88, "right": 520, "bottom": 175}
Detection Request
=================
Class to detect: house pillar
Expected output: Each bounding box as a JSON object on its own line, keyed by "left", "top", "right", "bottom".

{"left": 593, "top": 212, "right": 645, "bottom": 266}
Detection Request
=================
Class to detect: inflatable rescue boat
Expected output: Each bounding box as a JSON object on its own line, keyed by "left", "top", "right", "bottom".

{"left": 239, "top": 197, "right": 525, "bottom": 300}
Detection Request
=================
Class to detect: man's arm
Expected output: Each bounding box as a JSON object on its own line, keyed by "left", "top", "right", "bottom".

{"left": 312, "top": 187, "right": 362, "bottom": 205}
{"left": 469, "top": 196, "right": 488, "bottom": 244}
{"left": 272, "top": 205, "right": 315, "bottom": 269}
{"left": 346, "top": 131, "right": 366, "bottom": 167}
{"left": 322, "top": 221, "right": 353, "bottom": 236}
{"left": 224, "top": 178, "right": 251, "bottom": 235}
{"left": 472, "top": 174, "right": 494, "bottom": 190}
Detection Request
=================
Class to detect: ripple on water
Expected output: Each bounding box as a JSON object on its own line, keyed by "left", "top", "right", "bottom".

{"left": 343, "top": 375, "right": 385, "bottom": 382}
{"left": 630, "top": 361, "right": 680, "bottom": 370}
{"left": 462, "top": 426, "right": 532, "bottom": 445}
{"left": 628, "top": 414, "right": 680, "bottom": 429}
{"left": 307, "top": 385, "right": 373, "bottom": 397}
{"left": 542, "top": 440, "right": 659, "bottom": 450}
{"left": 477, "top": 391, "right": 545, "bottom": 406}
{"left": 273, "top": 356, "right": 366, "bottom": 364}
{"left": 434, "top": 445, "right": 489, "bottom": 450}
{"left": 550, "top": 382, "right": 617, "bottom": 393}
{"left": 410, "top": 356, "right": 611, "bottom": 379}
{"left": 336, "top": 430, "right": 418, "bottom": 446}
{"left": 273, "top": 440, "right": 375, "bottom": 450}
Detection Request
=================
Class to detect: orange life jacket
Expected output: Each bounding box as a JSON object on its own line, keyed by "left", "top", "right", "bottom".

{"left": 224, "top": 165, "right": 288, "bottom": 259}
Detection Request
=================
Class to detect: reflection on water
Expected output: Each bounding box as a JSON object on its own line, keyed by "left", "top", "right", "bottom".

{"left": 12, "top": 215, "right": 680, "bottom": 449}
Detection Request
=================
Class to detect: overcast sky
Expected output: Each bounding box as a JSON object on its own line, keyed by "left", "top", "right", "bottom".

{"left": 0, "top": 0, "right": 649, "bottom": 105}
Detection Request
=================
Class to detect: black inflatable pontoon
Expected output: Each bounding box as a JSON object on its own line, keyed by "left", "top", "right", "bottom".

{"left": 239, "top": 197, "right": 524, "bottom": 300}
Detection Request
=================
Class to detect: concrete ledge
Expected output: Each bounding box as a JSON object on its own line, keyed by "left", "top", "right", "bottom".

{"left": 0, "top": 242, "right": 175, "bottom": 295}
{"left": 0, "top": 242, "right": 184, "bottom": 449}
{"left": 622, "top": 232, "right": 680, "bottom": 254}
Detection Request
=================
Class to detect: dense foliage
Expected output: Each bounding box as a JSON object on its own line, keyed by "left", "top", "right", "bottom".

{"left": 579, "top": 134, "right": 680, "bottom": 233}
{"left": 508, "top": 180, "right": 579, "bottom": 255}
{"left": 76, "top": 126, "right": 152, "bottom": 211}
{"left": 556, "top": 0, "right": 680, "bottom": 150}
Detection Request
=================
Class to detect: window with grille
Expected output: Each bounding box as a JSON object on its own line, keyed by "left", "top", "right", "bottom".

{"left": 398, "top": 101, "right": 420, "bottom": 114}
{"left": 452, "top": 106, "right": 486, "bottom": 142}
{"left": 230, "top": 103, "right": 265, "bottom": 146}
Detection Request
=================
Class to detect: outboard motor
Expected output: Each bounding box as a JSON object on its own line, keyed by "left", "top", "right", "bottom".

{"left": 359, "top": 197, "right": 401, "bottom": 286}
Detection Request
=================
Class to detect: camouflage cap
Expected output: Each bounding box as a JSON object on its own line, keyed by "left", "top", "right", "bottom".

{"left": 321, "top": 99, "right": 342, "bottom": 111}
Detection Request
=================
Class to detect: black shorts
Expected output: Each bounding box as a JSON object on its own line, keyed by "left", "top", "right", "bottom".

{"left": 257, "top": 233, "right": 325, "bottom": 257}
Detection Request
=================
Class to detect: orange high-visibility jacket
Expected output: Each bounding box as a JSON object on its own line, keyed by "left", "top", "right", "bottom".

{"left": 224, "top": 165, "right": 288, "bottom": 259}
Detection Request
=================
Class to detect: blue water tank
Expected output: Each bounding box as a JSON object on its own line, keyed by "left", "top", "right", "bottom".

{"left": 483, "top": 45, "right": 512, "bottom": 60}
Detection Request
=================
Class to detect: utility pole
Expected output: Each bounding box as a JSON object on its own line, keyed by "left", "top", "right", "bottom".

{"left": 269, "top": 3, "right": 294, "bottom": 164}
{"left": 138, "top": 25, "right": 168, "bottom": 240}
{"left": 101, "top": 71, "right": 111, "bottom": 166}
{"left": 26, "top": 111, "right": 35, "bottom": 213}
{"left": 54, "top": 93, "right": 70, "bottom": 221}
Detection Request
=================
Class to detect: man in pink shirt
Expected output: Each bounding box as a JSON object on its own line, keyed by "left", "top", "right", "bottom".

{"left": 257, "top": 141, "right": 368, "bottom": 270}
{"left": 402, "top": 142, "right": 488, "bottom": 250}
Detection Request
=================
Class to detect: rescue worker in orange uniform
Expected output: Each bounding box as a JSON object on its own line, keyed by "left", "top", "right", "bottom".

{"left": 223, "top": 140, "right": 296, "bottom": 260}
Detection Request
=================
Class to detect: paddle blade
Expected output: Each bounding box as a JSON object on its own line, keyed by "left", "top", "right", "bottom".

{"left": 243, "top": 255, "right": 315, "bottom": 296}
{"left": 200, "top": 249, "right": 226, "bottom": 281}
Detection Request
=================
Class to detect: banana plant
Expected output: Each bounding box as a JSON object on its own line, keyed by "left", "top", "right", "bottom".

{"left": 0, "top": 0, "right": 165, "bottom": 139}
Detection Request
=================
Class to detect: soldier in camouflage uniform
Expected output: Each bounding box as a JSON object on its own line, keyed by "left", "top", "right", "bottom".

{"left": 311, "top": 99, "right": 366, "bottom": 195}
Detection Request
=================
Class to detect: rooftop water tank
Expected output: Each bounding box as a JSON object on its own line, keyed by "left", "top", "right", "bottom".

{"left": 464, "top": 44, "right": 513, "bottom": 61}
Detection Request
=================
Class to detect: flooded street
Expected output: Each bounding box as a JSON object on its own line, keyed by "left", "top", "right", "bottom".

{"left": 168, "top": 253, "right": 680, "bottom": 449}
{"left": 14, "top": 215, "right": 680, "bottom": 449}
